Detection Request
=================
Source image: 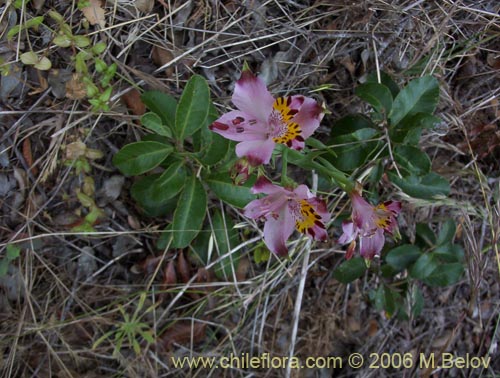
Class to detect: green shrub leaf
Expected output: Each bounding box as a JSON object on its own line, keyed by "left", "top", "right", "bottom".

{"left": 175, "top": 75, "right": 210, "bottom": 140}
{"left": 423, "top": 263, "right": 464, "bottom": 287}
{"left": 409, "top": 253, "right": 439, "bottom": 279}
{"left": 436, "top": 219, "right": 456, "bottom": 246}
{"left": 388, "top": 172, "right": 450, "bottom": 199}
{"left": 385, "top": 244, "right": 422, "bottom": 271}
{"left": 355, "top": 82, "right": 393, "bottom": 115}
{"left": 393, "top": 145, "right": 431, "bottom": 176}
{"left": 172, "top": 176, "right": 207, "bottom": 248}
{"left": 389, "top": 76, "right": 439, "bottom": 127}
{"left": 206, "top": 173, "right": 256, "bottom": 208}
{"left": 332, "top": 257, "right": 367, "bottom": 283}
{"left": 113, "top": 141, "right": 172, "bottom": 176}
{"left": 212, "top": 210, "right": 240, "bottom": 280}
{"left": 141, "top": 91, "right": 177, "bottom": 130}
{"left": 141, "top": 112, "right": 172, "bottom": 137}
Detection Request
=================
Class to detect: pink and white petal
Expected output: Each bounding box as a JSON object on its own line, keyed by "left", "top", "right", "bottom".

{"left": 291, "top": 97, "right": 324, "bottom": 139}
{"left": 244, "top": 192, "right": 287, "bottom": 220}
{"left": 384, "top": 200, "right": 402, "bottom": 214}
{"left": 351, "top": 192, "right": 376, "bottom": 230}
{"left": 251, "top": 176, "right": 285, "bottom": 195}
{"left": 263, "top": 207, "right": 295, "bottom": 256}
{"left": 293, "top": 185, "right": 314, "bottom": 200}
{"left": 359, "top": 229, "right": 385, "bottom": 260}
{"left": 338, "top": 221, "right": 356, "bottom": 244}
{"left": 235, "top": 138, "right": 276, "bottom": 166}
{"left": 309, "top": 223, "right": 328, "bottom": 241}
{"left": 232, "top": 71, "right": 274, "bottom": 123}
{"left": 210, "top": 110, "right": 268, "bottom": 142}
{"left": 307, "top": 197, "right": 330, "bottom": 222}
{"left": 289, "top": 138, "right": 305, "bottom": 151}
{"left": 243, "top": 198, "right": 268, "bottom": 219}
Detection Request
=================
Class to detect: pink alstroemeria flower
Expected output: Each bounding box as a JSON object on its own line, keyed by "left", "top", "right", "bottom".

{"left": 339, "top": 191, "right": 401, "bottom": 260}
{"left": 244, "top": 177, "right": 330, "bottom": 256}
{"left": 209, "top": 70, "right": 324, "bottom": 166}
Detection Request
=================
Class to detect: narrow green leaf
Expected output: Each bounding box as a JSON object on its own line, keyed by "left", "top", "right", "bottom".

{"left": 385, "top": 244, "right": 422, "bottom": 271}
{"left": 423, "top": 263, "right": 464, "bottom": 287}
{"left": 212, "top": 210, "right": 240, "bottom": 280}
{"left": 149, "top": 162, "right": 186, "bottom": 203}
{"left": 355, "top": 82, "right": 393, "bottom": 115}
{"left": 113, "top": 141, "right": 172, "bottom": 176}
{"left": 172, "top": 176, "right": 207, "bottom": 248}
{"left": 141, "top": 112, "right": 172, "bottom": 137}
{"left": 389, "top": 76, "right": 439, "bottom": 127}
{"left": 409, "top": 253, "right": 439, "bottom": 279}
{"left": 206, "top": 173, "right": 256, "bottom": 208}
{"left": 175, "top": 75, "right": 210, "bottom": 140}
{"left": 388, "top": 172, "right": 450, "bottom": 200}
{"left": 141, "top": 91, "right": 177, "bottom": 130}
{"left": 332, "top": 257, "right": 367, "bottom": 283}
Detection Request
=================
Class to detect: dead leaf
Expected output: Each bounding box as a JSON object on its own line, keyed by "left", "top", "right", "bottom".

{"left": 121, "top": 89, "right": 146, "bottom": 116}
{"left": 163, "top": 260, "right": 177, "bottom": 286}
{"left": 66, "top": 73, "right": 87, "bottom": 100}
{"left": 81, "top": 0, "right": 106, "bottom": 28}
{"left": 22, "top": 138, "right": 38, "bottom": 175}
{"left": 176, "top": 251, "right": 190, "bottom": 284}
{"left": 158, "top": 321, "right": 206, "bottom": 351}
{"left": 152, "top": 46, "right": 175, "bottom": 76}
{"left": 135, "top": 0, "right": 154, "bottom": 13}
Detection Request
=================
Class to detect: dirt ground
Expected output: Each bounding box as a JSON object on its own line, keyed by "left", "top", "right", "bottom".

{"left": 0, "top": 1, "right": 499, "bottom": 377}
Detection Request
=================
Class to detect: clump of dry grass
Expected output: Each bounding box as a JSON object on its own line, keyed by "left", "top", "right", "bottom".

{"left": 0, "top": 0, "right": 499, "bottom": 377}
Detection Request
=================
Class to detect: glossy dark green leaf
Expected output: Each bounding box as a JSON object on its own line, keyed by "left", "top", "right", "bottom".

{"left": 390, "top": 113, "right": 441, "bottom": 144}
{"left": 141, "top": 112, "right": 172, "bottom": 137}
{"left": 385, "top": 244, "right": 422, "bottom": 271}
{"left": 365, "top": 71, "right": 400, "bottom": 98}
{"left": 113, "top": 141, "right": 173, "bottom": 176}
{"left": 409, "top": 253, "right": 439, "bottom": 279}
{"left": 393, "top": 145, "right": 431, "bottom": 176}
{"left": 436, "top": 219, "right": 456, "bottom": 246}
{"left": 433, "top": 243, "right": 464, "bottom": 263}
{"left": 332, "top": 257, "right": 367, "bottom": 283}
{"left": 212, "top": 209, "right": 240, "bottom": 280}
{"left": 171, "top": 176, "right": 207, "bottom": 248}
{"left": 328, "top": 128, "right": 380, "bottom": 172}
{"left": 141, "top": 91, "right": 177, "bottom": 129}
{"left": 355, "top": 82, "right": 393, "bottom": 115}
{"left": 389, "top": 76, "right": 439, "bottom": 127}
{"left": 206, "top": 173, "right": 256, "bottom": 208}
{"left": 423, "top": 263, "right": 463, "bottom": 287}
{"left": 330, "top": 114, "right": 376, "bottom": 137}
{"left": 175, "top": 75, "right": 210, "bottom": 140}
{"left": 388, "top": 172, "right": 450, "bottom": 199}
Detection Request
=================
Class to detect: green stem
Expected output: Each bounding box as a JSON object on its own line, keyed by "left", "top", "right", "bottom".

{"left": 281, "top": 148, "right": 288, "bottom": 186}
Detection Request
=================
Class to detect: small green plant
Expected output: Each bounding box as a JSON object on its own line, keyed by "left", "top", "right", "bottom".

{"left": 93, "top": 293, "right": 155, "bottom": 357}
{"left": 0, "top": 244, "right": 21, "bottom": 277}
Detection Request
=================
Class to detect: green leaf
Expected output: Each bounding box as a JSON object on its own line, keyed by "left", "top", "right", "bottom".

{"left": 53, "top": 34, "right": 72, "bottom": 47}
{"left": 73, "top": 35, "right": 91, "bottom": 48}
{"left": 393, "top": 145, "right": 431, "bottom": 176}
{"left": 385, "top": 244, "right": 422, "bottom": 271}
{"left": 330, "top": 114, "right": 376, "bottom": 137}
{"left": 423, "top": 263, "right": 463, "bottom": 287}
{"left": 433, "top": 243, "right": 464, "bottom": 263}
{"left": 6, "top": 244, "right": 21, "bottom": 260}
{"left": 365, "top": 71, "right": 400, "bottom": 98}
{"left": 113, "top": 141, "right": 173, "bottom": 176}
{"left": 199, "top": 132, "right": 230, "bottom": 166}
{"left": 332, "top": 257, "right": 367, "bottom": 283}
{"left": 206, "top": 173, "right": 256, "bottom": 208}
{"left": 141, "top": 91, "right": 177, "bottom": 130}
{"left": 148, "top": 161, "right": 186, "bottom": 203}
{"left": 328, "top": 128, "right": 380, "bottom": 172}
{"left": 92, "top": 42, "right": 107, "bottom": 54}
{"left": 388, "top": 172, "right": 450, "bottom": 200}
{"left": 355, "top": 82, "right": 393, "bottom": 115}
{"left": 390, "top": 113, "right": 441, "bottom": 144}
{"left": 172, "top": 176, "right": 207, "bottom": 248}
{"left": 389, "top": 76, "right": 439, "bottom": 127}
{"left": 416, "top": 223, "right": 436, "bottom": 246}
{"left": 131, "top": 175, "right": 178, "bottom": 216}
{"left": 409, "top": 253, "right": 439, "bottom": 279}
{"left": 436, "top": 219, "right": 456, "bottom": 246}
{"left": 141, "top": 112, "right": 172, "bottom": 138}
{"left": 410, "top": 286, "right": 424, "bottom": 317}
{"left": 0, "top": 259, "right": 8, "bottom": 277}
{"left": 175, "top": 75, "right": 210, "bottom": 140}
{"left": 212, "top": 210, "right": 240, "bottom": 280}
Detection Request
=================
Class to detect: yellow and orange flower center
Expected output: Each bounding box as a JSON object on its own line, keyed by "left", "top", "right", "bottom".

{"left": 295, "top": 200, "right": 323, "bottom": 236}
{"left": 374, "top": 204, "right": 392, "bottom": 229}
{"left": 269, "top": 97, "right": 303, "bottom": 146}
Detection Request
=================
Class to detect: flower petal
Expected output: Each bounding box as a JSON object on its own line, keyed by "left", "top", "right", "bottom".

{"left": 243, "top": 192, "right": 287, "bottom": 219}
{"left": 251, "top": 176, "right": 285, "bottom": 195}
{"left": 235, "top": 138, "right": 276, "bottom": 166}
{"left": 232, "top": 70, "right": 274, "bottom": 123}
{"left": 263, "top": 205, "right": 295, "bottom": 256}
{"left": 210, "top": 110, "right": 268, "bottom": 142}
{"left": 359, "top": 229, "right": 385, "bottom": 260}
{"left": 338, "top": 220, "right": 356, "bottom": 244}
{"left": 290, "top": 96, "right": 324, "bottom": 139}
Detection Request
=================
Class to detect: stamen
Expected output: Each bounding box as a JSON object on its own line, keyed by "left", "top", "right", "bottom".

{"left": 210, "top": 122, "right": 229, "bottom": 131}
{"left": 294, "top": 200, "right": 324, "bottom": 236}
